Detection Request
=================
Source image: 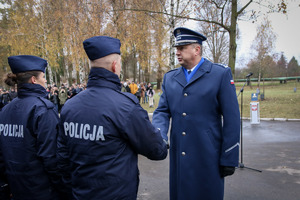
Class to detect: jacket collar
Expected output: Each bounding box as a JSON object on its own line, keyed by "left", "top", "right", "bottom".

{"left": 87, "top": 67, "right": 121, "bottom": 91}
{"left": 18, "top": 83, "right": 47, "bottom": 98}
{"left": 173, "top": 58, "right": 212, "bottom": 87}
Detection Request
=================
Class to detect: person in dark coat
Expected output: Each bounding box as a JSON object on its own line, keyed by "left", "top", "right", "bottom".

{"left": 50, "top": 87, "right": 60, "bottom": 111}
{"left": 57, "top": 36, "right": 168, "bottom": 200}
{"left": 0, "top": 90, "right": 11, "bottom": 108}
{"left": 9, "top": 88, "right": 17, "bottom": 100}
{"left": 125, "top": 80, "right": 131, "bottom": 93}
{"left": 0, "top": 55, "right": 66, "bottom": 200}
{"left": 152, "top": 27, "right": 241, "bottom": 200}
{"left": 0, "top": 147, "right": 10, "bottom": 200}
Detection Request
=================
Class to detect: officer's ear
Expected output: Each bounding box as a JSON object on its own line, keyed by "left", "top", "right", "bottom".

{"left": 111, "top": 60, "right": 117, "bottom": 73}
{"left": 194, "top": 44, "right": 201, "bottom": 56}
{"left": 30, "top": 76, "right": 37, "bottom": 84}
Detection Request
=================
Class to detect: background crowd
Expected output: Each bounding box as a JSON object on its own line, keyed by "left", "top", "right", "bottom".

{"left": 1, "top": 81, "right": 155, "bottom": 110}
{"left": 121, "top": 80, "right": 155, "bottom": 107}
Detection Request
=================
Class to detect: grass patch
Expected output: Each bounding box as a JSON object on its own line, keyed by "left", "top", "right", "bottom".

{"left": 236, "top": 81, "right": 300, "bottom": 118}
{"left": 141, "top": 81, "right": 300, "bottom": 119}
{"left": 140, "top": 91, "right": 162, "bottom": 113}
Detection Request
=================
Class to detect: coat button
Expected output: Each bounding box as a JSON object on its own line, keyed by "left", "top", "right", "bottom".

{"left": 182, "top": 152, "right": 186, "bottom": 156}
{"left": 182, "top": 113, "right": 187, "bottom": 117}
{"left": 184, "top": 93, "right": 188, "bottom": 97}
{"left": 182, "top": 132, "right": 186, "bottom": 136}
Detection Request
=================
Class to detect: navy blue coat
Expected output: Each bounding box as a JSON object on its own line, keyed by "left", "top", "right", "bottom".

{"left": 152, "top": 59, "right": 240, "bottom": 200}
{"left": 57, "top": 67, "right": 167, "bottom": 200}
{"left": 0, "top": 147, "right": 10, "bottom": 200}
{"left": 0, "top": 84, "right": 61, "bottom": 200}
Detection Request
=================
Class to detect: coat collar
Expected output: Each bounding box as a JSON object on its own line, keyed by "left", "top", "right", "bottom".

{"left": 87, "top": 67, "right": 121, "bottom": 91}
{"left": 18, "top": 83, "right": 47, "bottom": 98}
{"left": 173, "top": 58, "right": 212, "bottom": 87}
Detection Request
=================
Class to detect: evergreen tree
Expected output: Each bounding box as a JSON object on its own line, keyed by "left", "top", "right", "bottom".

{"left": 276, "top": 53, "right": 287, "bottom": 77}
{"left": 287, "top": 56, "right": 300, "bottom": 76}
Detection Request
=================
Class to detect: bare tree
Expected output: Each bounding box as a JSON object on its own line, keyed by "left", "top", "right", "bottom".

{"left": 114, "top": 0, "right": 288, "bottom": 77}
{"left": 252, "top": 17, "right": 276, "bottom": 87}
{"left": 195, "top": 1, "right": 230, "bottom": 64}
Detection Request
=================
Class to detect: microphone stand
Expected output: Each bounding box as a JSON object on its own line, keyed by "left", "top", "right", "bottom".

{"left": 237, "top": 75, "right": 262, "bottom": 173}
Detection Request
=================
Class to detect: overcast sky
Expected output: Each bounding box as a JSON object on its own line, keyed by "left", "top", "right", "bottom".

{"left": 236, "top": 1, "right": 300, "bottom": 68}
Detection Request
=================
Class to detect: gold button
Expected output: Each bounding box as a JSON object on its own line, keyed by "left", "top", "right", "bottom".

{"left": 182, "top": 132, "right": 186, "bottom": 136}
{"left": 182, "top": 152, "right": 186, "bottom": 156}
{"left": 184, "top": 93, "right": 188, "bottom": 97}
{"left": 182, "top": 113, "right": 187, "bottom": 117}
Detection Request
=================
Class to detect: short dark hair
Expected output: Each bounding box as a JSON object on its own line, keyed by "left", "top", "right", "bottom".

{"left": 191, "top": 43, "right": 203, "bottom": 57}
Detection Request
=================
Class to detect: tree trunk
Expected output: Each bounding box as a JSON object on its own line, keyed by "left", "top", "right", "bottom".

{"left": 258, "top": 68, "right": 261, "bottom": 89}
{"left": 47, "top": 65, "right": 54, "bottom": 85}
{"left": 229, "top": 0, "right": 238, "bottom": 78}
{"left": 138, "top": 63, "right": 141, "bottom": 83}
{"left": 169, "top": 0, "right": 175, "bottom": 70}
{"left": 133, "top": 45, "right": 137, "bottom": 82}
{"left": 157, "top": 63, "right": 162, "bottom": 90}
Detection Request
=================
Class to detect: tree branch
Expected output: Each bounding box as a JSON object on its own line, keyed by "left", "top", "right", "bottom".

{"left": 112, "top": 8, "right": 230, "bottom": 32}
{"left": 237, "top": 0, "right": 253, "bottom": 16}
{"left": 210, "top": 0, "right": 222, "bottom": 9}
{"left": 219, "top": 0, "right": 229, "bottom": 26}
{"left": 177, "top": 0, "right": 193, "bottom": 16}
{"left": 159, "top": 0, "right": 170, "bottom": 21}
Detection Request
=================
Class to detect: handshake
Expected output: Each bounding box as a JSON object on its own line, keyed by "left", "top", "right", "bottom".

{"left": 163, "top": 139, "right": 170, "bottom": 149}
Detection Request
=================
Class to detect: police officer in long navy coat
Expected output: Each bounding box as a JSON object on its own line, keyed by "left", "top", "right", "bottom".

{"left": 152, "top": 27, "right": 241, "bottom": 200}
{"left": 0, "top": 55, "right": 64, "bottom": 200}
{"left": 57, "top": 36, "right": 168, "bottom": 200}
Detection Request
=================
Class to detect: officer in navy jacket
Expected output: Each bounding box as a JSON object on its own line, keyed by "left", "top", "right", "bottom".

{"left": 57, "top": 36, "right": 168, "bottom": 200}
{"left": 0, "top": 55, "right": 64, "bottom": 200}
{"left": 0, "top": 147, "right": 10, "bottom": 200}
{"left": 152, "top": 27, "right": 241, "bottom": 200}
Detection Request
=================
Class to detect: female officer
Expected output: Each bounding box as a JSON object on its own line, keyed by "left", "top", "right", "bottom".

{"left": 0, "top": 55, "right": 65, "bottom": 200}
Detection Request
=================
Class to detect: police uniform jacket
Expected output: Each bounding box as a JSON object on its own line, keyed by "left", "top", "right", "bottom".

{"left": 152, "top": 58, "right": 240, "bottom": 200}
{"left": 0, "top": 147, "right": 10, "bottom": 200}
{"left": 0, "top": 83, "right": 61, "bottom": 200}
{"left": 57, "top": 67, "right": 167, "bottom": 200}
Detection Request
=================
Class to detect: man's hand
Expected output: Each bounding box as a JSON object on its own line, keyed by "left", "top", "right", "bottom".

{"left": 219, "top": 166, "right": 235, "bottom": 178}
{"left": 0, "top": 184, "right": 11, "bottom": 200}
{"left": 163, "top": 139, "right": 170, "bottom": 149}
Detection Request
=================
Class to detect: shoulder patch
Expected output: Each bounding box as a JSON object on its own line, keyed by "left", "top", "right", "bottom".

{"left": 37, "top": 97, "right": 54, "bottom": 109}
{"left": 120, "top": 92, "right": 139, "bottom": 104}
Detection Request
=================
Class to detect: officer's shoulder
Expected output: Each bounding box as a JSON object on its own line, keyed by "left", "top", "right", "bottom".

{"left": 37, "top": 97, "right": 54, "bottom": 109}
{"left": 165, "top": 67, "right": 179, "bottom": 76}
{"left": 119, "top": 92, "right": 139, "bottom": 104}
{"left": 213, "top": 63, "right": 230, "bottom": 69}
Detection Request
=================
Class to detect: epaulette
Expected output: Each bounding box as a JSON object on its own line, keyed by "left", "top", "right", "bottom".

{"left": 37, "top": 97, "right": 54, "bottom": 109}
{"left": 166, "top": 68, "right": 179, "bottom": 74}
{"left": 215, "top": 63, "right": 229, "bottom": 68}
{"left": 120, "top": 92, "right": 139, "bottom": 104}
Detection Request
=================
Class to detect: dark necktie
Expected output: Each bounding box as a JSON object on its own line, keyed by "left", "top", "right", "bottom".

{"left": 188, "top": 70, "right": 191, "bottom": 74}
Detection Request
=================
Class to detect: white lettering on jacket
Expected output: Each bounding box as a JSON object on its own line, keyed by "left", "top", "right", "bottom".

{"left": 63, "top": 122, "right": 105, "bottom": 141}
{"left": 0, "top": 124, "right": 24, "bottom": 138}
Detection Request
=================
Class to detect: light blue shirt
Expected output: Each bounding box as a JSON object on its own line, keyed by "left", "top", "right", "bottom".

{"left": 183, "top": 58, "right": 205, "bottom": 82}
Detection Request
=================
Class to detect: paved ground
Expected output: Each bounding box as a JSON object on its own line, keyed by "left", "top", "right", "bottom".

{"left": 137, "top": 120, "right": 300, "bottom": 200}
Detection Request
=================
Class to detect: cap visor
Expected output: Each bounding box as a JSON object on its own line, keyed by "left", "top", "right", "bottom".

{"left": 173, "top": 42, "right": 199, "bottom": 47}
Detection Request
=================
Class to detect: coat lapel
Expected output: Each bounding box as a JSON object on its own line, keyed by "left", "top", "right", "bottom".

{"left": 173, "top": 67, "right": 187, "bottom": 87}
{"left": 187, "top": 59, "right": 212, "bottom": 86}
{"left": 172, "top": 59, "right": 212, "bottom": 88}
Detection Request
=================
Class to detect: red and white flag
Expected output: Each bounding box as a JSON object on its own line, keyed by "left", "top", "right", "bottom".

{"left": 230, "top": 80, "right": 234, "bottom": 85}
